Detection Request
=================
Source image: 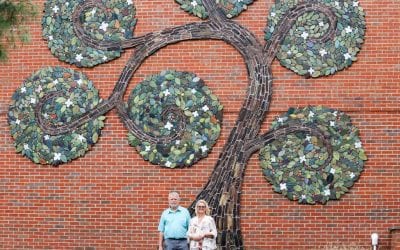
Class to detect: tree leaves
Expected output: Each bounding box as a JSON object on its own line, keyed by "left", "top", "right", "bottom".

{"left": 264, "top": 0, "right": 366, "bottom": 77}
{"left": 42, "top": 0, "right": 137, "bottom": 67}
{"left": 127, "top": 70, "right": 223, "bottom": 168}
{"left": 8, "top": 67, "right": 105, "bottom": 165}
{"left": 259, "top": 106, "right": 367, "bottom": 204}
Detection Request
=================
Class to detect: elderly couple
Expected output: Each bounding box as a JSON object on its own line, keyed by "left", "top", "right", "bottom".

{"left": 158, "top": 191, "right": 217, "bottom": 250}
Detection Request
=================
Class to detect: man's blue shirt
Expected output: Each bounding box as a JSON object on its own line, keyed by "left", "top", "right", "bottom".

{"left": 158, "top": 206, "right": 191, "bottom": 239}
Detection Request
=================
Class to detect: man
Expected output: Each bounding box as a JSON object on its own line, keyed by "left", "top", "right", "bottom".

{"left": 158, "top": 191, "right": 191, "bottom": 250}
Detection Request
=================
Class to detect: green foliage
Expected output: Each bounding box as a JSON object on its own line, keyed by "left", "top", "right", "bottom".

{"left": 259, "top": 106, "right": 366, "bottom": 204}
{"left": 265, "top": 0, "right": 366, "bottom": 77}
{"left": 8, "top": 67, "right": 105, "bottom": 165}
{"left": 0, "top": 0, "right": 37, "bottom": 61}
{"left": 127, "top": 70, "right": 223, "bottom": 168}
{"left": 42, "top": 0, "right": 137, "bottom": 67}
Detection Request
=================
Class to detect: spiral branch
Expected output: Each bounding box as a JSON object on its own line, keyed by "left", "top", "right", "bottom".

{"left": 243, "top": 122, "right": 333, "bottom": 167}
{"left": 264, "top": 1, "right": 337, "bottom": 64}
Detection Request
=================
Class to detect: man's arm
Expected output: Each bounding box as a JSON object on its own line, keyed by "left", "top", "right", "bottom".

{"left": 158, "top": 232, "right": 164, "bottom": 249}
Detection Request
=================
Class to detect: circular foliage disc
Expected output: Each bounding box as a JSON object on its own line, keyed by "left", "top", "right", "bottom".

{"left": 259, "top": 106, "right": 366, "bottom": 204}
{"left": 127, "top": 70, "right": 223, "bottom": 168}
{"left": 264, "top": 0, "right": 366, "bottom": 77}
{"left": 42, "top": 0, "right": 137, "bottom": 67}
{"left": 8, "top": 67, "right": 105, "bottom": 165}
{"left": 175, "top": 0, "right": 254, "bottom": 19}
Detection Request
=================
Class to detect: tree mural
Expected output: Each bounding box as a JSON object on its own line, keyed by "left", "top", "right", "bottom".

{"left": 7, "top": 0, "right": 367, "bottom": 248}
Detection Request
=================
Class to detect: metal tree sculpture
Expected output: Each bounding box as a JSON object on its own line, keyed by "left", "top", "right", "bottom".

{"left": 8, "top": 0, "right": 367, "bottom": 248}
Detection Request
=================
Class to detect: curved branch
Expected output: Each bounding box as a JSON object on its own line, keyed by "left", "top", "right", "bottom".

{"left": 34, "top": 90, "right": 115, "bottom": 135}
{"left": 243, "top": 122, "right": 333, "bottom": 169}
{"left": 115, "top": 101, "right": 187, "bottom": 144}
{"left": 264, "top": 1, "right": 337, "bottom": 64}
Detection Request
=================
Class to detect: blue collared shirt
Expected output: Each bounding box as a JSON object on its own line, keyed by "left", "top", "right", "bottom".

{"left": 158, "top": 206, "right": 191, "bottom": 239}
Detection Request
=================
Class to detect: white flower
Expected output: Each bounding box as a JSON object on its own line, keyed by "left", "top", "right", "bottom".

{"left": 191, "top": 88, "right": 197, "bottom": 94}
{"left": 102, "top": 56, "right": 107, "bottom": 61}
{"left": 52, "top": 5, "right": 59, "bottom": 13}
{"left": 192, "top": 111, "right": 199, "bottom": 117}
{"left": 164, "top": 122, "right": 173, "bottom": 130}
{"left": 319, "top": 21, "right": 324, "bottom": 27}
{"left": 35, "top": 85, "right": 42, "bottom": 93}
{"left": 90, "top": 8, "right": 96, "bottom": 15}
{"left": 301, "top": 31, "right": 309, "bottom": 40}
{"left": 280, "top": 183, "right": 287, "bottom": 191}
{"left": 30, "top": 98, "right": 36, "bottom": 104}
{"left": 192, "top": 77, "right": 200, "bottom": 82}
{"left": 65, "top": 2, "right": 69, "bottom": 6}
{"left": 191, "top": 1, "right": 197, "bottom": 7}
{"left": 344, "top": 53, "right": 352, "bottom": 60}
{"left": 305, "top": 135, "right": 312, "bottom": 142}
{"left": 324, "top": 188, "right": 331, "bottom": 196}
{"left": 121, "top": 28, "right": 126, "bottom": 33}
{"left": 335, "top": 1, "right": 340, "bottom": 6}
{"left": 53, "top": 79, "right": 59, "bottom": 85}
{"left": 202, "top": 105, "right": 209, "bottom": 112}
{"left": 353, "top": 1, "right": 359, "bottom": 7}
{"left": 308, "top": 111, "right": 314, "bottom": 118}
{"left": 277, "top": 117, "right": 284, "bottom": 123}
{"left": 308, "top": 67, "right": 315, "bottom": 75}
{"left": 75, "top": 54, "right": 83, "bottom": 62}
{"left": 350, "top": 172, "right": 356, "bottom": 179}
{"left": 330, "top": 168, "right": 336, "bottom": 174}
{"left": 175, "top": 140, "right": 180, "bottom": 145}
{"left": 354, "top": 141, "right": 362, "bottom": 149}
{"left": 23, "top": 144, "right": 30, "bottom": 150}
{"left": 65, "top": 98, "right": 73, "bottom": 108}
{"left": 165, "top": 161, "right": 172, "bottom": 167}
{"left": 271, "top": 156, "right": 276, "bottom": 162}
{"left": 127, "top": 0, "right": 133, "bottom": 5}
{"left": 145, "top": 145, "right": 151, "bottom": 152}
{"left": 44, "top": 135, "right": 50, "bottom": 140}
{"left": 76, "top": 79, "right": 83, "bottom": 85}
{"left": 333, "top": 111, "right": 338, "bottom": 117}
{"left": 301, "top": 194, "right": 307, "bottom": 200}
{"left": 43, "top": 113, "right": 49, "bottom": 119}
{"left": 15, "top": 119, "right": 21, "bottom": 125}
{"left": 330, "top": 121, "right": 335, "bottom": 127}
{"left": 287, "top": 50, "right": 292, "bottom": 55}
{"left": 345, "top": 26, "right": 353, "bottom": 34}
{"left": 21, "top": 87, "right": 26, "bottom": 93}
{"left": 299, "top": 155, "right": 306, "bottom": 163}
{"left": 163, "top": 89, "right": 170, "bottom": 96}
{"left": 200, "top": 145, "right": 208, "bottom": 153}
{"left": 77, "top": 135, "right": 86, "bottom": 142}
{"left": 271, "top": 12, "right": 276, "bottom": 17}
{"left": 53, "top": 152, "right": 61, "bottom": 161}
{"left": 48, "top": 35, "right": 53, "bottom": 41}
{"left": 319, "top": 49, "right": 328, "bottom": 57}
{"left": 100, "top": 22, "right": 109, "bottom": 32}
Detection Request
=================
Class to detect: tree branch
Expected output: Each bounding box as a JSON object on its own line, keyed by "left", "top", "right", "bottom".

{"left": 243, "top": 123, "right": 333, "bottom": 168}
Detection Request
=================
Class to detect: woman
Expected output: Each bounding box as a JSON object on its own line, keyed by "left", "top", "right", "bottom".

{"left": 187, "top": 200, "right": 217, "bottom": 250}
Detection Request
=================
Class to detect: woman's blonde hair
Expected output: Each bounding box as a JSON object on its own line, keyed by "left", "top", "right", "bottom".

{"left": 195, "top": 199, "right": 211, "bottom": 216}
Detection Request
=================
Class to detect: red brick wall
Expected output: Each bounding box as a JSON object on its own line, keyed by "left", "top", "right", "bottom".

{"left": 0, "top": 0, "right": 399, "bottom": 249}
